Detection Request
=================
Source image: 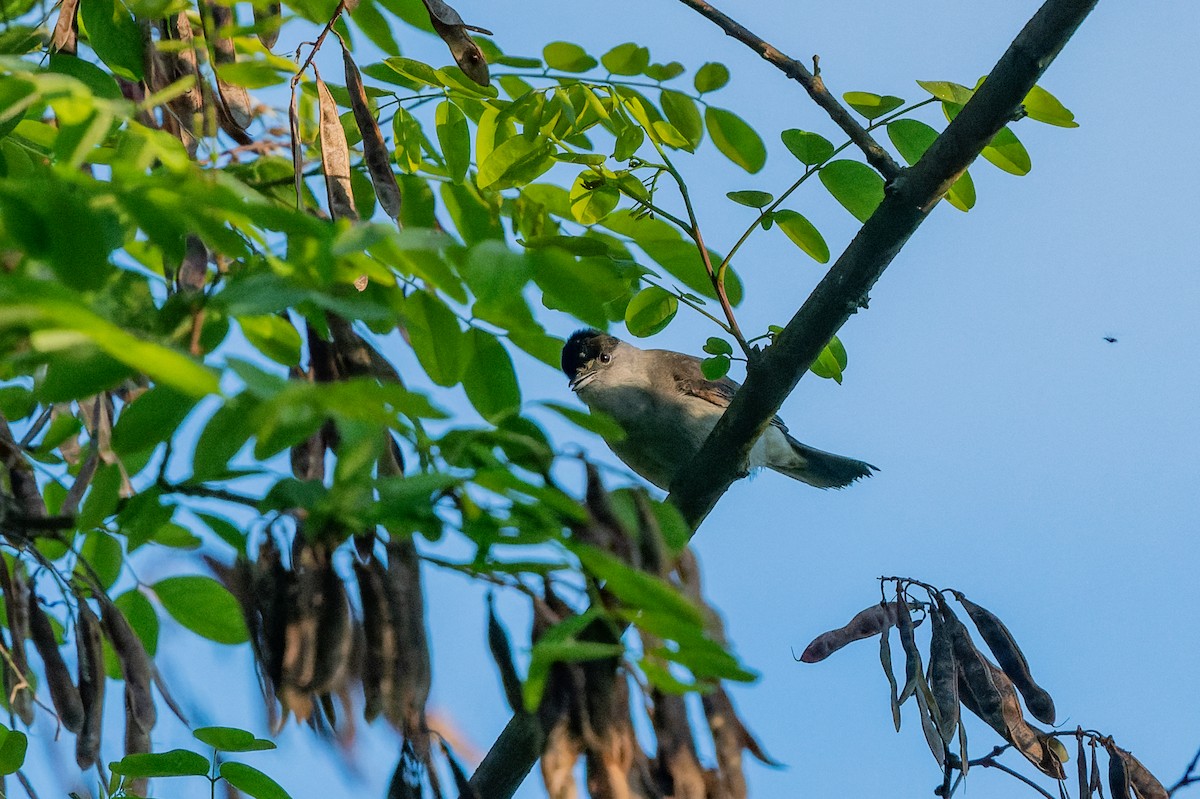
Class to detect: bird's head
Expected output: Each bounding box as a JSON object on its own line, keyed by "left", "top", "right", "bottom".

{"left": 561, "top": 329, "right": 622, "bottom": 392}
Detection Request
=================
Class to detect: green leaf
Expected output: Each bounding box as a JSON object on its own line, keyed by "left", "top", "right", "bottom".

{"left": 573, "top": 544, "right": 704, "bottom": 626}
{"left": 112, "top": 386, "right": 198, "bottom": 458}
{"left": 114, "top": 589, "right": 158, "bottom": 656}
{"left": 981, "top": 125, "right": 1032, "bottom": 175}
{"left": 435, "top": 100, "right": 471, "bottom": 184}
{"left": 110, "top": 749, "right": 210, "bottom": 778}
{"left": 403, "top": 290, "right": 467, "bottom": 387}
{"left": 79, "top": 0, "right": 144, "bottom": 80}
{"left": 194, "top": 727, "right": 276, "bottom": 752}
{"left": 705, "top": 107, "right": 765, "bottom": 173}
{"left": 694, "top": 62, "right": 729, "bottom": 93}
{"left": 543, "top": 41, "right": 596, "bottom": 73}
{"left": 220, "top": 762, "right": 292, "bottom": 799}
{"left": 569, "top": 173, "right": 619, "bottom": 225}
{"left": 886, "top": 118, "right": 974, "bottom": 211}
{"left": 916, "top": 80, "right": 974, "bottom": 104}
{"left": 781, "top": 129, "right": 834, "bottom": 166}
{"left": 808, "top": 335, "right": 848, "bottom": 383}
{"left": 644, "top": 61, "right": 684, "bottom": 81}
{"left": 601, "top": 43, "right": 649, "bottom": 76}
{"left": 462, "top": 329, "right": 521, "bottom": 423}
{"left": 392, "top": 105, "right": 423, "bottom": 174}
{"left": 1022, "top": 84, "right": 1077, "bottom": 127}
{"left": 726, "top": 190, "right": 773, "bottom": 208}
{"left": 843, "top": 91, "right": 905, "bottom": 120}
{"left": 380, "top": 57, "right": 442, "bottom": 87}
{"left": 660, "top": 90, "right": 702, "bottom": 148}
{"left": 0, "top": 726, "right": 28, "bottom": 775}
{"left": 540, "top": 401, "right": 625, "bottom": 442}
{"left": 701, "top": 355, "right": 730, "bottom": 380}
{"left": 819, "top": 160, "right": 885, "bottom": 222}
{"left": 238, "top": 315, "right": 302, "bottom": 367}
{"left": 773, "top": 209, "right": 829, "bottom": 263}
{"left": 703, "top": 336, "right": 732, "bottom": 356}
{"left": 625, "top": 287, "right": 678, "bottom": 337}
{"left": 76, "top": 530, "right": 122, "bottom": 590}
{"left": 477, "top": 136, "right": 555, "bottom": 191}
{"left": 153, "top": 575, "right": 249, "bottom": 644}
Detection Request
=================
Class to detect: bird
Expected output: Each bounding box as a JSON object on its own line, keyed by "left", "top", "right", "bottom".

{"left": 560, "top": 329, "right": 877, "bottom": 491}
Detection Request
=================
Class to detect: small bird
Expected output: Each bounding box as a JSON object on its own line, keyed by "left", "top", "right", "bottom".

{"left": 560, "top": 329, "right": 877, "bottom": 491}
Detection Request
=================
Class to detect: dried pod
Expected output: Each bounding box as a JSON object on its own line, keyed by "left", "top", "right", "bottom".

{"left": 799, "top": 601, "right": 901, "bottom": 663}
{"left": 280, "top": 543, "right": 323, "bottom": 721}
{"left": 955, "top": 593, "right": 1055, "bottom": 724}
{"left": 124, "top": 687, "right": 152, "bottom": 796}
{"left": 178, "top": 234, "right": 209, "bottom": 293}
{"left": 309, "top": 558, "right": 353, "bottom": 695}
{"left": 880, "top": 624, "right": 901, "bottom": 732}
{"left": 27, "top": 586, "right": 85, "bottom": 733}
{"left": 927, "top": 599, "right": 959, "bottom": 744}
{"left": 1108, "top": 743, "right": 1168, "bottom": 799}
{"left": 315, "top": 75, "right": 358, "bottom": 221}
{"left": 383, "top": 538, "right": 431, "bottom": 750}
{"left": 204, "top": 0, "right": 254, "bottom": 130}
{"left": 486, "top": 595, "right": 523, "bottom": 714}
{"left": 100, "top": 596, "right": 156, "bottom": 734}
{"left": 341, "top": 44, "right": 402, "bottom": 220}
{"left": 631, "top": 490, "right": 667, "bottom": 578}
{"left": 914, "top": 680, "right": 946, "bottom": 767}
{"left": 1077, "top": 732, "right": 1090, "bottom": 799}
{"left": 0, "top": 559, "right": 34, "bottom": 724}
{"left": 949, "top": 612, "right": 1006, "bottom": 736}
{"left": 651, "top": 687, "right": 705, "bottom": 799}
{"left": 354, "top": 557, "right": 395, "bottom": 722}
{"left": 75, "top": 603, "right": 105, "bottom": 770}
{"left": 541, "top": 714, "right": 582, "bottom": 799}
{"left": 1108, "top": 741, "right": 1133, "bottom": 799}
{"left": 251, "top": 537, "right": 290, "bottom": 690}
{"left": 895, "top": 588, "right": 920, "bottom": 705}
{"left": 254, "top": 0, "right": 281, "bottom": 48}
{"left": 51, "top": 0, "right": 79, "bottom": 54}
{"left": 161, "top": 13, "right": 207, "bottom": 153}
{"left": 420, "top": 0, "right": 490, "bottom": 87}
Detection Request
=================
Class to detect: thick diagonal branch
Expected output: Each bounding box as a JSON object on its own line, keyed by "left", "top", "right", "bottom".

{"left": 677, "top": 0, "right": 902, "bottom": 180}
{"left": 462, "top": 0, "right": 1099, "bottom": 796}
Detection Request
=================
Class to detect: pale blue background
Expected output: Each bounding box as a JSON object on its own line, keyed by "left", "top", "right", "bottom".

{"left": 23, "top": 1, "right": 1200, "bottom": 797}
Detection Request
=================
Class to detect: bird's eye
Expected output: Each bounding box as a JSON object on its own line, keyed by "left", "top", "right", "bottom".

{"left": 599, "top": 353, "right": 611, "bottom": 364}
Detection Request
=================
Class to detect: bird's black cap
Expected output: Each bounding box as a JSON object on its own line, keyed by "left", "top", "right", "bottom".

{"left": 561, "top": 328, "right": 603, "bottom": 378}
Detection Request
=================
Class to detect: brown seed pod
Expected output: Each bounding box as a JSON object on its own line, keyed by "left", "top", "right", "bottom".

{"left": 382, "top": 538, "right": 431, "bottom": 751}
{"left": 204, "top": 0, "right": 254, "bottom": 130}
{"left": 27, "top": 586, "right": 85, "bottom": 733}
{"left": 309, "top": 558, "right": 352, "bottom": 695}
{"left": 51, "top": 0, "right": 79, "bottom": 54}
{"left": 341, "top": 44, "right": 401, "bottom": 220}
{"left": 252, "top": 536, "right": 289, "bottom": 689}
{"left": 1077, "top": 732, "right": 1091, "bottom": 799}
{"left": 486, "top": 594, "right": 522, "bottom": 715}
{"left": 124, "top": 687, "right": 152, "bottom": 797}
{"left": 354, "top": 557, "right": 395, "bottom": 723}
{"left": 927, "top": 599, "right": 959, "bottom": 744}
{"left": 914, "top": 679, "right": 946, "bottom": 767}
{"left": 955, "top": 593, "right": 1055, "bottom": 724}
{"left": 895, "top": 588, "right": 920, "bottom": 705}
{"left": 314, "top": 74, "right": 357, "bottom": 221}
{"left": 651, "top": 684, "right": 705, "bottom": 799}
{"left": 1109, "top": 743, "right": 1168, "bottom": 799}
{"left": 178, "top": 234, "right": 209, "bottom": 293}
{"left": 949, "top": 612, "right": 1006, "bottom": 736}
{"left": 799, "top": 601, "right": 901, "bottom": 663}
{"left": 160, "top": 13, "right": 207, "bottom": 153}
{"left": 420, "top": 0, "right": 491, "bottom": 87}
{"left": 1108, "top": 741, "right": 1133, "bottom": 799}
{"left": 280, "top": 543, "right": 322, "bottom": 720}
{"left": 75, "top": 603, "right": 105, "bottom": 770}
{"left": 0, "top": 559, "right": 34, "bottom": 725}
{"left": 100, "top": 596, "right": 156, "bottom": 734}
{"left": 253, "top": 0, "right": 281, "bottom": 49}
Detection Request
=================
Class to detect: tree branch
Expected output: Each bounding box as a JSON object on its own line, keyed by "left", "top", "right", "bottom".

{"left": 667, "top": 0, "right": 1099, "bottom": 526}
{"left": 676, "top": 0, "right": 902, "bottom": 180}
{"left": 461, "top": 1, "right": 1099, "bottom": 795}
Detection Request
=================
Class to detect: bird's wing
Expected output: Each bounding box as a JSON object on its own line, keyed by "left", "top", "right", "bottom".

{"left": 662, "top": 351, "right": 789, "bottom": 432}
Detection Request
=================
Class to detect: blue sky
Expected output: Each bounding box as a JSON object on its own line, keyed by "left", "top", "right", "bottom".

{"left": 21, "top": 1, "right": 1200, "bottom": 797}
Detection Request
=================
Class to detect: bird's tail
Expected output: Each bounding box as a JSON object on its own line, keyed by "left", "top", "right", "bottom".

{"left": 770, "top": 435, "right": 878, "bottom": 489}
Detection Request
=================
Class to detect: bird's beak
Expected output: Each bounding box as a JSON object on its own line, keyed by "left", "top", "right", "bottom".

{"left": 569, "top": 369, "right": 596, "bottom": 392}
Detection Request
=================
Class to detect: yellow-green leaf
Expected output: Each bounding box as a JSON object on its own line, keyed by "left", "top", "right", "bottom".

{"left": 773, "top": 209, "right": 829, "bottom": 263}
{"left": 705, "top": 107, "right": 765, "bottom": 173}
{"left": 819, "top": 160, "right": 884, "bottom": 222}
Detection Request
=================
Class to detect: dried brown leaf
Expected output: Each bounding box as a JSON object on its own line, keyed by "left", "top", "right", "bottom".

{"left": 75, "top": 603, "right": 105, "bottom": 770}
{"left": 342, "top": 44, "right": 402, "bottom": 220}
{"left": 955, "top": 592, "right": 1055, "bottom": 724}
{"left": 799, "top": 601, "right": 900, "bottom": 663}
{"left": 28, "top": 586, "right": 85, "bottom": 733}
{"left": 51, "top": 0, "right": 79, "bottom": 54}
{"left": 316, "top": 75, "right": 358, "bottom": 220}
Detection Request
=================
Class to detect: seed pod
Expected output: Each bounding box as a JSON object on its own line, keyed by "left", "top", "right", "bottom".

{"left": 895, "top": 588, "right": 920, "bottom": 705}
{"left": 254, "top": 0, "right": 281, "bottom": 48}
{"left": 420, "top": 0, "right": 490, "bottom": 87}
{"left": 1077, "top": 732, "right": 1090, "bottom": 799}
{"left": 948, "top": 611, "right": 1005, "bottom": 737}
{"left": 1090, "top": 741, "right": 1104, "bottom": 797}
{"left": 27, "top": 587, "right": 85, "bottom": 733}
{"left": 51, "top": 0, "right": 79, "bottom": 54}
{"left": 315, "top": 75, "right": 357, "bottom": 221}
{"left": 541, "top": 718, "right": 581, "bottom": 799}
{"left": 341, "top": 44, "right": 401, "bottom": 220}
{"left": 955, "top": 593, "right": 1055, "bottom": 724}
{"left": 178, "top": 234, "right": 209, "bottom": 293}
{"left": 204, "top": 0, "right": 253, "bottom": 130}
{"left": 75, "top": 603, "right": 105, "bottom": 770}
{"left": 800, "top": 601, "right": 900, "bottom": 663}
{"left": 124, "top": 687, "right": 151, "bottom": 797}
{"left": 486, "top": 594, "right": 522, "bottom": 714}
{"left": 280, "top": 542, "right": 322, "bottom": 720}
{"left": 1107, "top": 741, "right": 1133, "bottom": 799}
{"left": 879, "top": 621, "right": 901, "bottom": 731}
{"left": 927, "top": 599, "right": 959, "bottom": 744}
{"left": 632, "top": 491, "right": 667, "bottom": 578}
{"left": 0, "top": 559, "right": 34, "bottom": 724}
{"left": 383, "top": 538, "right": 431, "bottom": 753}
{"left": 1108, "top": 743, "right": 1167, "bottom": 799}
{"left": 161, "top": 13, "right": 207, "bottom": 152}
{"left": 914, "top": 679, "right": 946, "bottom": 767}
{"left": 100, "top": 597, "right": 156, "bottom": 734}
{"left": 253, "top": 537, "right": 289, "bottom": 689}
{"left": 354, "top": 557, "right": 393, "bottom": 722}
{"left": 309, "top": 558, "right": 352, "bottom": 695}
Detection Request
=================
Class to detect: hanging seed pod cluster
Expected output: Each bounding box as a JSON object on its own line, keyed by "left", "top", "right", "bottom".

{"left": 798, "top": 578, "right": 1170, "bottom": 799}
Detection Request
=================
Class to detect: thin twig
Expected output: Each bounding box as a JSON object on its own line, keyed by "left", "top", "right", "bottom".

{"left": 977, "top": 756, "right": 1057, "bottom": 799}
{"left": 1169, "top": 745, "right": 1200, "bottom": 796}
{"left": 675, "top": 0, "right": 902, "bottom": 180}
